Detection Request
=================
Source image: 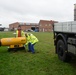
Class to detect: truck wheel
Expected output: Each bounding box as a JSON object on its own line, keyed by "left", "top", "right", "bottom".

{"left": 57, "top": 40, "right": 70, "bottom": 62}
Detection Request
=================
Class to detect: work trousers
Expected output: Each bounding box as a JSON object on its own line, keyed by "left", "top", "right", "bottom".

{"left": 28, "top": 43, "right": 35, "bottom": 53}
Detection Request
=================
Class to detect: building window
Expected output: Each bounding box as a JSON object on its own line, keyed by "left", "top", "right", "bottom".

{"left": 45, "top": 24, "right": 47, "bottom": 26}
{"left": 49, "top": 24, "right": 51, "bottom": 26}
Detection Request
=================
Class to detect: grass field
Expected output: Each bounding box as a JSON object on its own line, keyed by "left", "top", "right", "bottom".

{"left": 0, "top": 31, "right": 76, "bottom": 75}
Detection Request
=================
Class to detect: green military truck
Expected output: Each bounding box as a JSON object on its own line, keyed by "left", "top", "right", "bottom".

{"left": 53, "top": 21, "right": 76, "bottom": 62}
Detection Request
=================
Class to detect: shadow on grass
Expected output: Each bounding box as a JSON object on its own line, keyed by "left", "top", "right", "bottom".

{"left": 69, "top": 57, "right": 76, "bottom": 68}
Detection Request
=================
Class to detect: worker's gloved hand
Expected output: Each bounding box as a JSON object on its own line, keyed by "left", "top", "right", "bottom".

{"left": 25, "top": 42, "right": 29, "bottom": 46}
{"left": 25, "top": 44, "right": 28, "bottom": 46}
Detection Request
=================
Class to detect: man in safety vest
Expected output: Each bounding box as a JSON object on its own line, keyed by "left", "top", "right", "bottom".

{"left": 25, "top": 32, "right": 39, "bottom": 53}
{"left": 16, "top": 25, "right": 25, "bottom": 37}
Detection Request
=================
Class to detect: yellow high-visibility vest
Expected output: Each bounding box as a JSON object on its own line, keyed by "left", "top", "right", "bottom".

{"left": 26, "top": 33, "right": 38, "bottom": 45}
{"left": 16, "top": 30, "right": 25, "bottom": 37}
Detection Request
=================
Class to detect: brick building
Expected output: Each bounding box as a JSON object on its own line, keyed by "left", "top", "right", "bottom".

{"left": 9, "top": 20, "right": 57, "bottom": 32}
{"left": 39, "top": 20, "right": 56, "bottom": 32}
{"left": 9, "top": 22, "right": 39, "bottom": 32}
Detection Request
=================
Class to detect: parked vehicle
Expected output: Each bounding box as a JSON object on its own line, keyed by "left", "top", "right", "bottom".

{"left": 53, "top": 21, "right": 76, "bottom": 62}
{"left": 0, "top": 27, "right": 5, "bottom": 31}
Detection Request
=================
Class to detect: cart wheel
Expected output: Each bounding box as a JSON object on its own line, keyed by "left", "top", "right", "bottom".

{"left": 8, "top": 48, "right": 11, "bottom": 52}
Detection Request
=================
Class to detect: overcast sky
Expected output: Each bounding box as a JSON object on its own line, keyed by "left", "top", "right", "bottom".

{"left": 0, "top": 0, "right": 76, "bottom": 27}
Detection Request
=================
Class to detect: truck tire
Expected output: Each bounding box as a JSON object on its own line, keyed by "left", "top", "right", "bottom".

{"left": 57, "top": 40, "right": 70, "bottom": 62}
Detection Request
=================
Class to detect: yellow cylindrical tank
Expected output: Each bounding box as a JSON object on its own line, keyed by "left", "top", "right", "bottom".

{"left": 0, "top": 37, "right": 27, "bottom": 46}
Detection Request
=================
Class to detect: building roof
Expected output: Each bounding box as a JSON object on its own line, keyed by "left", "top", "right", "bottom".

{"left": 39, "top": 20, "right": 58, "bottom": 24}
{"left": 25, "top": 23, "right": 38, "bottom": 25}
